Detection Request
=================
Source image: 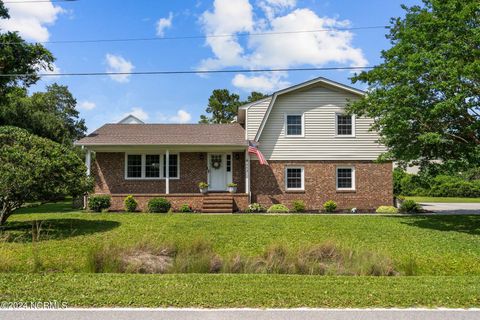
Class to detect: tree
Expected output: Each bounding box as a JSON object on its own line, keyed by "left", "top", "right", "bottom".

{"left": 0, "top": 3, "right": 54, "bottom": 96}
{"left": 0, "top": 84, "right": 87, "bottom": 144}
{"left": 199, "top": 89, "right": 241, "bottom": 124}
{"left": 0, "top": 126, "right": 93, "bottom": 226}
{"left": 199, "top": 89, "right": 268, "bottom": 123}
{"left": 348, "top": 0, "right": 479, "bottom": 167}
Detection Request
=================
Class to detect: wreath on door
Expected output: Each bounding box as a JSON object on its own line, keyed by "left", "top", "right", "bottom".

{"left": 211, "top": 157, "right": 222, "bottom": 169}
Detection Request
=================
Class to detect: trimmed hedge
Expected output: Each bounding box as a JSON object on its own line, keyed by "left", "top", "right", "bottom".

{"left": 323, "top": 200, "right": 337, "bottom": 213}
{"left": 267, "top": 204, "right": 289, "bottom": 213}
{"left": 147, "top": 198, "right": 171, "bottom": 213}
{"left": 124, "top": 195, "right": 137, "bottom": 212}
{"left": 88, "top": 195, "right": 111, "bottom": 212}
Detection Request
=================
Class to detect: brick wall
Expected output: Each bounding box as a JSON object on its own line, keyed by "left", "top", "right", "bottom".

{"left": 250, "top": 160, "right": 393, "bottom": 211}
{"left": 93, "top": 152, "right": 246, "bottom": 194}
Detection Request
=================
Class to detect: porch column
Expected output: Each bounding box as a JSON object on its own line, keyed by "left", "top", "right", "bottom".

{"left": 245, "top": 149, "right": 251, "bottom": 202}
{"left": 85, "top": 148, "right": 92, "bottom": 176}
{"left": 165, "top": 149, "right": 170, "bottom": 194}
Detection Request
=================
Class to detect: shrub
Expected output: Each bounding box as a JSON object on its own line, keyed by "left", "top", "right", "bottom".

{"left": 399, "top": 199, "right": 421, "bottom": 213}
{"left": 292, "top": 200, "right": 306, "bottom": 213}
{"left": 375, "top": 206, "right": 398, "bottom": 214}
{"left": 124, "top": 195, "right": 137, "bottom": 212}
{"left": 245, "top": 203, "right": 265, "bottom": 213}
{"left": 179, "top": 204, "right": 193, "bottom": 213}
{"left": 267, "top": 204, "right": 289, "bottom": 213}
{"left": 88, "top": 195, "right": 111, "bottom": 212}
{"left": 147, "top": 198, "right": 171, "bottom": 213}
{"left": 323, "top": 200, "right": 337, "bottom": 213}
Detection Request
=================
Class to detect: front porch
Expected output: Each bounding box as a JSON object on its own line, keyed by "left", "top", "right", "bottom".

{"left": 107, "top": 193, "right": 249, "bottom": 212}
{"left": 87, "top": 147, "right": 252, "bottom": 212}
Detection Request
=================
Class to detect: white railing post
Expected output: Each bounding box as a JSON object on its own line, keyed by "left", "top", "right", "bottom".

{"left": 245, "top": 149, "right": 250, "bottom": 202}
{"left": 86, "top": 149, "right": 91, "bottom": 176}
{"left": 166, "top": 149, "right": 170, "bottom": 194}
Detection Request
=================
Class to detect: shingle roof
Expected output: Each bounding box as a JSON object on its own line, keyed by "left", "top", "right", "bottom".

{"left": 75, "top": 123, "right": 247, "bottom": 146}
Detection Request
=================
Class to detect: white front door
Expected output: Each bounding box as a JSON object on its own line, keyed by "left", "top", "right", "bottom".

{"left": 208, "top": 153, "right": 227, "bottom": 191}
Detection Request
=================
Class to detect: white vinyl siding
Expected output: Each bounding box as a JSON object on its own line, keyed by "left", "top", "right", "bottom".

{"left": 257, "top": 85, "right": 386, "bottom": 160}
{"left": 246, "top": 98, "right": 272, "bottom": 140}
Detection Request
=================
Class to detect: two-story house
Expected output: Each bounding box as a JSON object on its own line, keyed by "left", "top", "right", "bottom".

{"left": 75, "top": 77, "right": 393, "bottom": 212}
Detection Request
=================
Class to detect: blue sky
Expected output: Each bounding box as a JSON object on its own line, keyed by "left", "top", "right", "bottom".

{"left": 1, "top": 0, "right": 420, "bottom": 132}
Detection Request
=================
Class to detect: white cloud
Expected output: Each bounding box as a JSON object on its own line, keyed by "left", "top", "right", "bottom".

{"left": 78, "top": 101, "right": 96, "bottom": 111}
{"left": 121, "top": 107, "right": 149, "bottom": 122}
{"left": 156, "top": 12, "right": 173, "bottom": 37}
{"left": 232, "top": 73, "right": 289, "bottom": 92}
{"left": 0, "top": 0, "right": 64, "bottom": 41}
{"left": 199, "top": 0, "right": 368, "bottom": 90}
{"left": 105, "top": 54, "right": 134, "bottom": 83}
{"left": 158, "top": 109, "right": 192, "bottom": 124}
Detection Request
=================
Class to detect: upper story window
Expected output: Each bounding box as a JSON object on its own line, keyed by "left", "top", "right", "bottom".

{"left": 285, "top": 167, "right": 304, "bottom": 191}
{"left": 336, "top": 114, "right": 355, "bottom": 137}
{"left": 336, "top": 166, "right": 355, "bottom": 191}
{"left": 285, "top": 114, "right": 304, "bottom": 137}
{"left": 125, "top": 153, "right": 179, "bottom": 179}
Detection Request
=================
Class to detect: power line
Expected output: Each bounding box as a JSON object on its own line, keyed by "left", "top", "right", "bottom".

{"left": 0, "top": 66, "right": 374, "bottom": 78}
{"left": 1, "top": 25, "right": 388, "bottom": 45}
{"left": 2, "top": 0, "right": 78, "bottom": 3}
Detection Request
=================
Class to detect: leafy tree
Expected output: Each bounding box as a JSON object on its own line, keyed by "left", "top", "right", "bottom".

{"left": 348, "top": 0, "right": 479, "bottom": 167}
{"left": 245, "top": 91, "right": 268, "bottom": 103}
{"left": 0, "top": 126, "right": 93, "bottom": 226}
{"left": 199, "top": 89, "right": 268, "bottom": 123}
{"left": 0, "top": 84, "right": 87, "bottom": 144}
{"left": 0, "top": 2, "right": 54, "bottom": 95}
{"left": 199, "top": 89, "right": 241, "bottom": 124}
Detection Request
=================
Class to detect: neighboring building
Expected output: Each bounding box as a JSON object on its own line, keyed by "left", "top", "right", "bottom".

{"left": 75, "top": 77, "right": 393, "bottom": 212}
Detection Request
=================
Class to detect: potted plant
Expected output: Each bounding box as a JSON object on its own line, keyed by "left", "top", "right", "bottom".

{"left": 227, "top": 182, "right": 237, "bottom": 193}
{"left": 199, "top": 182, "right": 209, "bottom": 194}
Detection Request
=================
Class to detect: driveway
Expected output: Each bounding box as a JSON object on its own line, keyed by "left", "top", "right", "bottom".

{"left": 1, "top": 308, "right": 480, "bottom": 320}
{"left": 420, "top": 202, "right": 480, "bottom": 215}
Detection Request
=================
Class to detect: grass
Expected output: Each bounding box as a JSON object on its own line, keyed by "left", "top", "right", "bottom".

{"left": 0, "top": 274, "right": 479, "bottom": 308}
{"left": 405, "top": 196, "right": 480, "bottom": 203}
{"left": 1, "top": 201, "right": 480, "bottom": 307}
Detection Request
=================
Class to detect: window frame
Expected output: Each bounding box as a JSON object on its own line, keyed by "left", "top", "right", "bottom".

{"left": 284, "top": 113, "right": 305, "bottom": 138}
{"left": 162, "top": 153, "right": 180, "bottom": 179}
{"left": 124, "top": 153, "right": 180, "bottom": 180}
{"left": 336, "top": 166, "right": 356, "bottom": 191}
{"left": 335, "top": 113, "right": 356, "bottom": 138}
{"left": 284, "top": 166, "right": 305, "bottom": 191}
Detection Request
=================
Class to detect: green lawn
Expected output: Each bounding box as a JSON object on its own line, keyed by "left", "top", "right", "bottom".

{"left": 1, "top": 201, "right": 480, "bottom": 307}
{"left": 406, "top": 196, "right": 480, "bottom": 203}
{"left": 0, "top": 274, "right": 479, "bottom": 308}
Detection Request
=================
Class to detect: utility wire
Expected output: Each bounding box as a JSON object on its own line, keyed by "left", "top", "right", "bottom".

{"left": 3, "top": 0, "right": 78, "bottom": 3}
{"left": 0, "top": 25, "right": 388, "bottom": 45}
{"left": 0, "top": 66, "right": 374, "bottom": 78}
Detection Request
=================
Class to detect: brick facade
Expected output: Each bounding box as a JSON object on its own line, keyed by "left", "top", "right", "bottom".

{"left": 92, "top": 152, "right": 393, "bottom": 212}
{"left": 250, "top": 160, "right": 393, "bottom": 211}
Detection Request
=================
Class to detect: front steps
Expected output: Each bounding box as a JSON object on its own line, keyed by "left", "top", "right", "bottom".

{"left": 202, "top": 194, "right": 233, "bottom": 213}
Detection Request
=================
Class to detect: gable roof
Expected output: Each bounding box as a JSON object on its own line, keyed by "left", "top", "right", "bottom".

{"left": 75, "top": 123, "right": 247, "bottom": 146}
{"left": 118, "top": 114, "right": 145, "bottom": 124}
{"left": 254, "top": 77, "right": 365, "bottom": 141}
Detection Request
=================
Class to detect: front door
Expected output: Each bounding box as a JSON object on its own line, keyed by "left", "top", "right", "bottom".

{"left": 208, "top": 153, "right": 227, "bottom": 191}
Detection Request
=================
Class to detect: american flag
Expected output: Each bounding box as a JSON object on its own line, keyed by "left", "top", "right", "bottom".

{"left": 248, "top": 141, "right": 269, "bottom": 165}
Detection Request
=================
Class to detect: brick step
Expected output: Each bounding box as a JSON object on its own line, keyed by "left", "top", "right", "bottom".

{"left": 202, "top": 208, "right": 233, "bottom": 213}
{"left": 204, "top": 197, "right": 233, "bottom": 201}
{"left": 202, "top": 200, "right": 233, "bottom": 205}
{"left": 203, "top": 204, "right": 233, "bottom": 210}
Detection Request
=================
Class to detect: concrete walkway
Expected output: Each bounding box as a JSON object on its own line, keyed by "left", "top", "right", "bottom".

{"left": 1, "top": 308, "right": 480, "bottom": 320}
{"left": 420, "top": 202, "right": 480, "bottom": 215}
{"left": 0, "top": 308, "right": 480, "bottom": 320}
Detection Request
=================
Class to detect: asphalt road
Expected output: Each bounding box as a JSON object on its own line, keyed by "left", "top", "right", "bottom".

{"left": 420, "top": 202, "right": 480, "bottom": 214}
{"left": 1, "top": 308, "right": 480, "bottom": 320}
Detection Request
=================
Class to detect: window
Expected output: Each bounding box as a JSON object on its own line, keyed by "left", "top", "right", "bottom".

{"left": 285, "top": 167, "right": 304, "bottom": 191}
{"left": 336, "top": 167, "right": 355, "bottom": 190}
{"left": 125, "top": 153, "right": 179, "bottom": 179}
{"left": 126, "top": 155, "right": 142, "bottom": 178}
{"left": 336, "top": 114, "right": 355, "bottom": 136}
{"left": 145, "top": 155, "right": 160, "bottom": 178}
{"left": 163, "top": 154, "right": 179, "bottom": 179}
{"left": 285, "top": 114, "right": 303, "bottom": 136}
{"left": 226, "top": 154, "right": 232, "bottom": 172}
